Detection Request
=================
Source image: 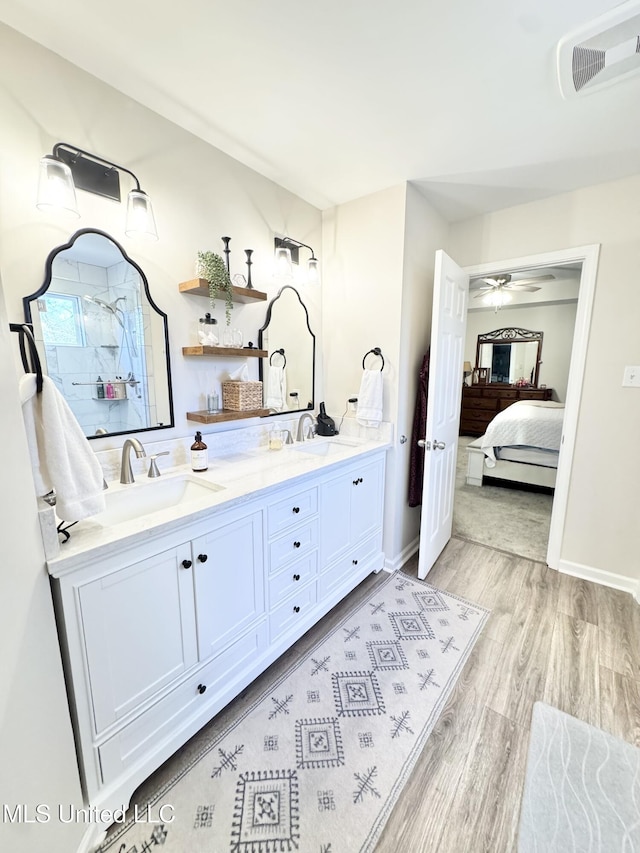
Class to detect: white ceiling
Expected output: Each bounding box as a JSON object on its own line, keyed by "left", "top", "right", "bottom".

{"left": 2, "top": 0, "right": 640, "bottom": 221}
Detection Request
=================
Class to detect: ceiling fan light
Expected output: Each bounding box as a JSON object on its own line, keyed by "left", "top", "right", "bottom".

{"left": 483, "top": 290, "right": 511, "bottom": 308}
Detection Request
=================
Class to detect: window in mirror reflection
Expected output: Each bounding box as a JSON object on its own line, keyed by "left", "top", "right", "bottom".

{"left": 38, "top": 293, "right": 86, "bottom": 347}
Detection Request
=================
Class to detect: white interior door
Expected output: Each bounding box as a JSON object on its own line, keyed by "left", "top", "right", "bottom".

{"left": 417, "top": 250, "right": 469, "bottom": 579}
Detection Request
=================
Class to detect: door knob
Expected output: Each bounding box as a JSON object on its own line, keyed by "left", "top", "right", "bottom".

{"left": 433, "top": 440, "right": 446, "bottom": 450}
{"left": 417, "top": 439, "right": 430, "bottom": 449}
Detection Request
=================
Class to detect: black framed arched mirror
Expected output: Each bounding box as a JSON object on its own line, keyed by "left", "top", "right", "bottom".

{"left": 23, "top": 228, "right": 174, "bottom": 439}
{"left": 258, "top": 285, "right": 315, "bottom": 414}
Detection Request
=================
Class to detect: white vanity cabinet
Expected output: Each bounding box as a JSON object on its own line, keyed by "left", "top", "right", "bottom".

{"left": 49, "top": 445, "right": 387, "bottom": 834}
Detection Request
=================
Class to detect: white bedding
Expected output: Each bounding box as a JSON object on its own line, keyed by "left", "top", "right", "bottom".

{"left": 480, "top": 400, "right": 564, "bottom": 466}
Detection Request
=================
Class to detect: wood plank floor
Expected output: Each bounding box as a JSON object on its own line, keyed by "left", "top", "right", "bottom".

{"left": 375, "top": 538, "right": 640, "bottom": 853}
{"left": 129, "top": 537, "right": 640, "bottom": 853}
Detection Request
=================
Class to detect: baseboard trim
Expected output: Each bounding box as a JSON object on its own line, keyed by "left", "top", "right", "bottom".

{"left": 384, "top": 537, "right": 420, "bottom": 573}
{"left": 558, "top": 558, "right": 640, "bottom": 601}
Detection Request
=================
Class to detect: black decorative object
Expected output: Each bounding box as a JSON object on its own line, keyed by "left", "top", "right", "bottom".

{"left": 244, "top": 249, "right": 254, "bottom": 289}
{"left": 221, "top": 236, "right": 231, "bottom": 273}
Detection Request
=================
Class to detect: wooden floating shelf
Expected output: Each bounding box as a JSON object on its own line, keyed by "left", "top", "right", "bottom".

{"left": 182, "top": 345, "right": 267, "bottom": 358}
{"left": 186, "top": 408, "right": 270, "bottom": 424}
{"left": 179, "top": 278, "right": 267, "bottom": 303}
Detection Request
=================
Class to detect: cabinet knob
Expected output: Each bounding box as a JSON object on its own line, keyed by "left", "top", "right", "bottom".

{"left": 293, "top": 540, "right": 301, "bottom": 548}
{"left": 293, "top": 605, "right": 300, "bottom": 613}
{"left": 293, "top": 573, "right": 301, "bottom": 581}
{"left": 352, "top": 559, "right": 358, "bottom": 565}
{"left": 292, "top": 506, "right": 300, "bottom": 514}
{"left": 352, "top": 479, "right": 359, "bottom": 486}
{"left": 181, "top": 559, "right": 192, "bottom": 569}
{"left": 197, "top": 553, "right": 208, "bottom": 563}
{"left": 197, "top": 683, "right": 207, "bottom": 694}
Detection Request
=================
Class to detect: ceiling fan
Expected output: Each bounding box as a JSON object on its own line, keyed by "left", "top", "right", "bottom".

{"left": 471, "top": 272, "right": 555, "bottom": 310}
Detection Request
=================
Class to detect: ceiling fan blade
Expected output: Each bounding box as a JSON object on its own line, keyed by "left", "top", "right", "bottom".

{"left": 509, "top": 274, "right": 555, "bottom": 285}
{"left": 504, "top": 284, "right": 541, "bottom": 292}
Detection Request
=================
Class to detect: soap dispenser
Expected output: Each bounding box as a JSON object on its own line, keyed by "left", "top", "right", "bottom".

{"left": 190, "top": 431, "right": 208, "bottom": 472}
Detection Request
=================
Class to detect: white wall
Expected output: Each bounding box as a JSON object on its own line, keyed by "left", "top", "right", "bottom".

{"left": 465, "top": 301, "right": 578, "bottom": 402}
{"left": 321, "top": 183, "right": 449, "bottom": 567}
{"left": 449, "top": 175, "right": 640, "bottom": 583}
{"left": 396, "top": 185, "right": 449, "bottom": 560}
{"left": 0, "top": 23, "right": 321, "bottom": 853}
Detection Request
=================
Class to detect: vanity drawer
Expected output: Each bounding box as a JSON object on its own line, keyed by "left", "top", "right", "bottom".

{"left": 269, "top": 519, "right": 318, "bottom": 574}
{"left": 98, "top": 621, "right": 267, "bottom": 785}
{"left": 269, "top": 552, "right": 318, "bottom": 607}
{"left": 268, "top": 486, "right": 318, "bottom": 537}
{"left": 269, "top": 581, "right": 318, "bottom": 642}
{"left": 483, "top": 388, "right": 517, "bottom": 399}
{"left": 320, "top": 536, "right": 379, "bottom": 599}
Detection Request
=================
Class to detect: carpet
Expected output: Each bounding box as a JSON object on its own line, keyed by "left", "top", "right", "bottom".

{"left": 454, "top": 437, "right": 553, "bottom": 563}
{"left": 95, "top": 572, "right": 488, "bottom": 853}
{"left": 518, "top": 702, "right": 640, "bottom": 852}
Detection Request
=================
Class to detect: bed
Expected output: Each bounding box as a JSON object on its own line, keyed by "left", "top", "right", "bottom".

{"left": 465, "top": 400, "right": 564, "bottom": 489}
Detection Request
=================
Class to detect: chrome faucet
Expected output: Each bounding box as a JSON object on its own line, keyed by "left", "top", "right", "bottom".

{"left": 296, "top": 412, "right": 316, "bottom": 442}
{"left": 120, "top": 438, "right": 146, "bottom": 484}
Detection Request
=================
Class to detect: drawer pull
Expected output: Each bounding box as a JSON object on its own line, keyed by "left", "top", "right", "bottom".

{"left": 293, "top": 540, "right": 301, "bottom": 548}
{"left": 352, "top": 559, "right": 358, "bottom": 565}
{"left": 197, "top": 553, "right": 208, "bottom": 563}
{"left": 292, "top": 506, "right": 300, "bottom": 514}
{"left": 293, "top": 605, "right": 300, "bottom": 613}
{"left": 181, "top": 559, "right": 192, "bottom": 569}
{"left": 293, "top": 573, "right": 301, "bottom": 581}
{"left": 197, "top": 683, "right": 207, "bottom": 695}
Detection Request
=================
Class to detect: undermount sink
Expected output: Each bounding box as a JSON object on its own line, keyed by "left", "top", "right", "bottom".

{"left": 93, "top": 475, "right": 225, "bottom": 526}
{"left": 292, "top": 438, "right": 361, "bottom": 457}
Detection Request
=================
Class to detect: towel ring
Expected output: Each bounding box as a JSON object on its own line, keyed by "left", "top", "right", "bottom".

{"left": 362, "top": 347, "right": 384, "bottom": 371}
{"left": 10, "top": 322, "right": 44, "bottom": 393}
{"left": 270, "top": 348, "right": 286, "bottom": 367}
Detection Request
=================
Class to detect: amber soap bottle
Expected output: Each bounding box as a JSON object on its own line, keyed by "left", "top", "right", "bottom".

{"left": 190, "top": 431, "right": 208, "bottom": 472}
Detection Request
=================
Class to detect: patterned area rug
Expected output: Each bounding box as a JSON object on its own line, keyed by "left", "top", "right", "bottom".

{"left": 96, "top": 572, "right": 488, "bottom": 853}
{"left": 518, "top": 702, "right": 640, "bottom": 852}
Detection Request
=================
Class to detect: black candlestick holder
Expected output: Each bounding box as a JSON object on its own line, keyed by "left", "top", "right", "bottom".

{"left": 221, "top": 236, "right": 231, "bottom": 274}
{"left": 244, "top": 249, "right": 254, "bottom": 289}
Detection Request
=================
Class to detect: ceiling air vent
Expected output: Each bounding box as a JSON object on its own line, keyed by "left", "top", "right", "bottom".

{"left": 557, "top": 0, "right": 640, "bottom": 98}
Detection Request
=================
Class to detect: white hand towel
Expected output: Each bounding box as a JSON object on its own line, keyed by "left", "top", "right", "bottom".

{"left": 20, "top": 374, "right": 106, "bottom": 521}
{"left": 266, "top": 365, "right": 287, "bottom": 412}
{"left": 356, "top": 369, "right": 383, "bottom": 427}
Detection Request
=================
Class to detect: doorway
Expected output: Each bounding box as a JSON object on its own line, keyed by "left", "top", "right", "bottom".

{"left": 459, "top": 245, "right": 599, "bottom": 569}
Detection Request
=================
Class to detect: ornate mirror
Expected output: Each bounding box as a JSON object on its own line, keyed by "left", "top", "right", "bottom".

{"left": 258, "top": 285, "right": 315, "bottom": 414}
{"left": 23, "top": 228, "right": 174, "bottom": 439}
{"left": 476, "top": 327, "right": 543, "bottom": 386}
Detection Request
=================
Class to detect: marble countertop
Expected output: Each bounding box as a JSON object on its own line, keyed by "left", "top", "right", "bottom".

{"left": 46, "top": 435, "right": 390, "bottom": 576}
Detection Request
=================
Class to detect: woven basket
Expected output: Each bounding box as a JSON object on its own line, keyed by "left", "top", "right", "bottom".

{"left": 222, "top": 380, "right": 263, "bottom": 411}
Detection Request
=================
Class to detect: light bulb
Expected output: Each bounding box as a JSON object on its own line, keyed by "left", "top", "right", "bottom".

{"left": 36, "top": 155, "right": 79, "bottom": 217}
{"left": 125, "top": 189, "right": 158, "bottom": 240}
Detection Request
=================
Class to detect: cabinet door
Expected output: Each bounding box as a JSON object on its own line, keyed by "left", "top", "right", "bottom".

{"left": 192, "top": 509, "right": 265, "bottom": 660}
{"left": 78, "top": 544, "right": 197, "bottom": 735}
{"left": 350, "top": 457, "right": 384, "bottom": 544}
{"left": 319, "top": 470, "right": 352, "bottom": 566}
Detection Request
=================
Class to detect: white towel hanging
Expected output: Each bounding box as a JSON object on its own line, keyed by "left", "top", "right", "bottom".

{"left": 266, "top": 365, "right": 287, "bottom": 411}
{"left": 20, "top": 374, "right": 106, "bottom": 521}
{"left": 356, "top": 369, "right": 383, "bottom": 427}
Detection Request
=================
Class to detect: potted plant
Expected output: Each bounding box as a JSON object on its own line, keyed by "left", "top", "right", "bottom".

{"left": 196, "top": 250, "right": 234, "bottom": 325}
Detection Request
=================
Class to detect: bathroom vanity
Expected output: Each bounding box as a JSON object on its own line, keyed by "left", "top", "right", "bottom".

{"left": 47, "top": 436, "right": 387, "bottom": 840}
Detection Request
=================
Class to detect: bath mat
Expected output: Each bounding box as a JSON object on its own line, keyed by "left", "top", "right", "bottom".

{"left": 95, "top": 572, "right": 488, "bottom": 853}
{"left": 518, "top": 702, "right": 640, "bottom": 852}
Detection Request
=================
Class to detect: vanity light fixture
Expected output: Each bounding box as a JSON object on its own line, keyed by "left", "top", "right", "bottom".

{"left": 274, "top": 237, "right": 320, "bottom": 284}
{"left": 36, "top": 143, "right": 158, "bottom": 240}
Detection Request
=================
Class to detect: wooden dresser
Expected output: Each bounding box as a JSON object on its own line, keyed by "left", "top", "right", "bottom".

{"left": 460, "top": 385, "right": 553, "bottom": 436}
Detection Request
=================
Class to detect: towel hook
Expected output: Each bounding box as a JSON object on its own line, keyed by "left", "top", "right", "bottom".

{"left": 9, "top": 323, "right": 44, "bottom": 393}
{"left": 362, "top": 347, "right": 384, "bottom": 371}
{"left": 270, "top": 348, "right": 287, "bottom": 367}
